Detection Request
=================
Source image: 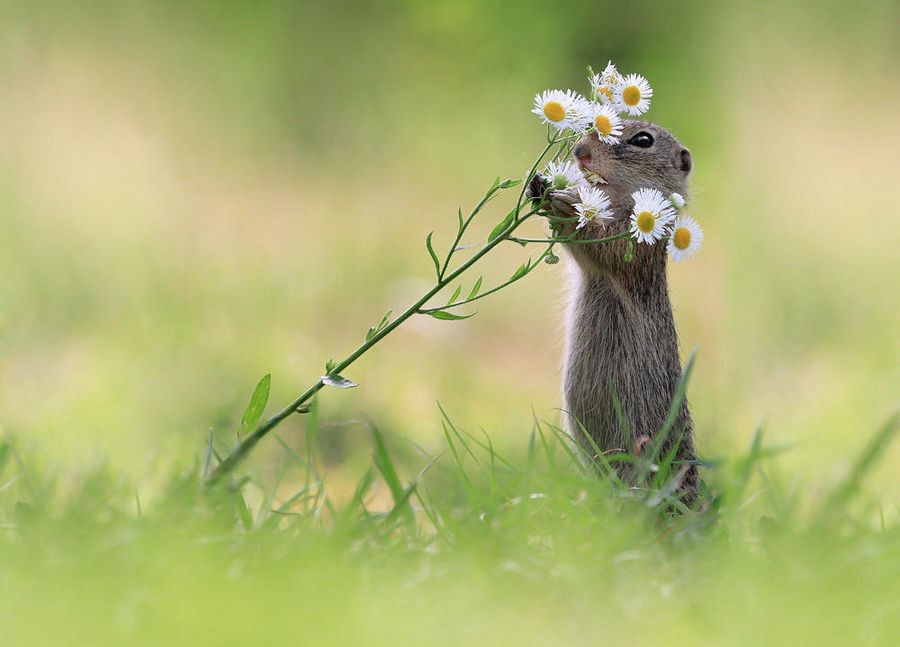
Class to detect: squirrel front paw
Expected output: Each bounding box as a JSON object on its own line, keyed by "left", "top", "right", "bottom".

{"left": 547, "top": 187, "right": 579, "bottom": 219}
{"left": 526, "top": 176, "right": 580, "bottom": 235}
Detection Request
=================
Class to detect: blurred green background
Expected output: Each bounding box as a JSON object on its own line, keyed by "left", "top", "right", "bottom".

{"left": 1, "top": 0, "right": 898, "bottom": 497}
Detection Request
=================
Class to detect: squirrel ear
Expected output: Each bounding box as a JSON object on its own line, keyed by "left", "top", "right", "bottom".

{"left": 677, "top": 148, "right": 692, "bottom": 174}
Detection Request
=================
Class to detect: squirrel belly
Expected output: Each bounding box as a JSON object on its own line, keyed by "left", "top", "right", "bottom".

{"left": 563, "top": 252, "right": 696, "bottom": 492}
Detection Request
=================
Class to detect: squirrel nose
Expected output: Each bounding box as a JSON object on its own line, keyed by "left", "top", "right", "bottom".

{"left": 573, "top": 143, "right": 592, "bottom": 163}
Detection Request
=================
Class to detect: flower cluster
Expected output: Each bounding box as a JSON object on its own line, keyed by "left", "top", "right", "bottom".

{"left": 627, "top": 189, "right": 702, "bottom": 261}
{"left": 533, "top": 61, "right": 704, "bottom": 262}
{"left": 531, "top": 61, "right": 652, "bottom": 143}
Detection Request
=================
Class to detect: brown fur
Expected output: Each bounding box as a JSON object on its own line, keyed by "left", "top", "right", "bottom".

{"left": 531, "top": 121, "right": 698, "bottom": 500}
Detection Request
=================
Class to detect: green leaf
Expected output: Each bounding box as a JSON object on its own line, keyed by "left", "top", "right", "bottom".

{"left": 325, "top": 358, "right": 336, "bottom": 373}
{"left": 322, "top": 374, "right": 358, "bottom": 389}
{"left": 446, "top": 284, "right": 461, "bottom": 306}
{"left": 425, "top": 232, "right": 441, "bottom": 279}
{"left": 499, "top": 178, "right": 521, "bottom": 189}
{"left": 237, "top": 374, "right": 271, "bottom": 437}
{"left": 370, "top": 426, "right": 406, "bottom": 509}
{"left": 426, "top": 309, "right": 476, "bottom": 321}
{"left": 823, "top": 412, "right": 899, "bottom": 514}
{"left": 488, "top": 209, "right": 516, "bottom": 242}
{"left": 509, "top": 259, "right": 531, "bottom": 281}
{"left": 366, "top": 309, "right": 393, "bottom": 341}
{"left": 457, "top": 208, "right": 464, "bottom": 235}
{"left": 467, "top": 276, "right": 483, "bottom": 300}
{"left": 0, "top": 441, "right": 9, "bottom": 477}
{"left": 235, "top": 493, "right": 254, "bottom": 530}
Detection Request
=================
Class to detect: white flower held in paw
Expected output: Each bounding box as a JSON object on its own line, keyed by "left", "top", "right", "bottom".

{"left": 667, "top": 216, "right": 703, "bottom": 261}
{"left": 544, "top": 160, "right": 586, "bottom": 190}
{"left": 629, "top": 187, "right": 675, "bottom": 244}
{"left": 590, "top": 103, "right": 623, "bottom": 144}
{"left": 532, "top": 89, "right": 590, "bottom": 133}
{"left": 616, "top": 73, "right": 653, "bottom": 116}
{"left": 669, "top": 192, "right": 686, "bottom": 209}
{"left": 574, "top": 185, "right": 613, "bottom": 230}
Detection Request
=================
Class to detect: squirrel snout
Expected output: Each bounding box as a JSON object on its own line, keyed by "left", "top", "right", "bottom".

{"left": 573, "top": 143, "right": 592, "bottom": 163}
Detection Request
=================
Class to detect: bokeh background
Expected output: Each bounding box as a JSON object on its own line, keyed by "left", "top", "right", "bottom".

{"left": 2, "top": 0, "right": 898, "bottom": 497}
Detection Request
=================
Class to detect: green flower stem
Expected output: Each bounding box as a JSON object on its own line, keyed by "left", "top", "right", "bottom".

{"left": 419, "top": 243, "right": 557, "bottom": 313}
{"left": 207, "top": 210, "right": 547, "bottom": 483}
{"left": 507, "top": 231, "right": 632, "bottom": 246}
{"left": 439, "top": 188, "right": 500, "bottom": 281}
{"left": 207, "top": 133, "right": 611, "bottom": 483}
{"left": 515, "top": 137, "right": 560, "bottom": 218}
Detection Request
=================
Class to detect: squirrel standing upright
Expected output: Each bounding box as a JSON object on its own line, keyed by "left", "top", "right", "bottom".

{"left": 529, "top": 120, "right": 699, "bottom": 501}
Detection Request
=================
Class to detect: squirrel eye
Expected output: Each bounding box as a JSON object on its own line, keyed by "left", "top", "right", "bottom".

{"left": 628, "top": 132, "right": 654, "bottom": 148}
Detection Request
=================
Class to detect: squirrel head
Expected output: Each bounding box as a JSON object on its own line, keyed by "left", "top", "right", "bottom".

{"left": 573, "top": 120, "right": 692, "bottom": 217}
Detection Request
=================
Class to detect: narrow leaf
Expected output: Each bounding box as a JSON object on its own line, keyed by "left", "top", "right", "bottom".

{"left": 446, "top": 284, "right": 462, "bottom": 306}
{"left": 235, "top": 493, "right": 254, "bottom": 530}
{"left": 823, "top": 412, "right": 899, "bottom": 513}
{"left": 322, "top": 374, "right": 358, "bottom": 389}
{"left": 426, "top": 309, "right": 476, "bottom": 321}
{"left": 509, "top": 259, "right": 531, "bottom": 282}
{"left": 365, "top": 309, "right": 393, "bottom": 341}
{"left": 237, "top": 374, "right": 271, "bottom": 436}
{"left": 467, "top": 276, "right": 483, "bottom": 300}
{"left": 425, "top": 232, "right": 441, "bottom": 279}
{"left": 370, "top": 426, "right": 408, "bottom": 514}
{"left": 488, "top": 209, "right": 517, "bottom": 242}
{"left": 499, "top": 178, "right": 521, "bottom": 189}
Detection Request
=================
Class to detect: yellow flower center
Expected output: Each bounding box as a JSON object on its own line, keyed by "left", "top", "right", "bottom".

{"left": 597, "top": 86, "right": 613, "bottom": 101}
{"left": 673, "top": 227, "right": 691, "bottom": 250}
{"left": 622, "top": 85, "right": 641, "bottom": 107}
{"left": 594, "top": 115, "right": 613, "bottom": 136}
{"left": 636, "top": 211, "right": 655, "bottom": 233}
{"left": 543, "top": 101, "right": 566, "bottom": 122}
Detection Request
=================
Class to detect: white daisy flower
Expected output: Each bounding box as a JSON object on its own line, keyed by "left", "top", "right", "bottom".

{"left": 616, "top": 73, "right": 653, "bottom": 116}
{"left": 544, "top": 160, "right": 586, "bottom": 190}
{"left": 629, "top": 187, "right": 675, "bottom": 244}
{"left": 600, "top": 61, "right": 622, "bottom": 87}
{"left": 570, "top": 96, "right": 594, "bottom": 133}
{"left": 588, "top": 73, "right": 615, "bottom": 106}
{"left": 667, "top": 216, "right": 704, "bottom": 262}
{"left": 574, "top": 185, "right": 613, "bottom": 230}
{"left": 590, "top": 103, "right": 624, "bottom": 144}
{"left": 588, "top": 61, "right": 623, "bottom": 107}
{"left": 532, "top": 89, "right": 590, "bottom": 133}
{"left": 669, "top": 192, "right": 686, "bottom": 209}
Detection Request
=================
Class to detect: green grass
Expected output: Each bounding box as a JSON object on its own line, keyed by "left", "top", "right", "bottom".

{"left": 1, "top": 2, "right": 898, "bottom": 644}
{"left": 1, "top": 406, "right": 897, "bottom": 646}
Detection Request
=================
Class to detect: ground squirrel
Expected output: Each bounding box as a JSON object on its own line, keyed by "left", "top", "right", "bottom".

{"left": 529, "top": 121, "right": 699, "bottom": 500}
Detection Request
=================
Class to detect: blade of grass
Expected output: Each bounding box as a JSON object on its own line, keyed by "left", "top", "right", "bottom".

{"left": 821, "top": 411, "right": 899, "bottom": 517}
